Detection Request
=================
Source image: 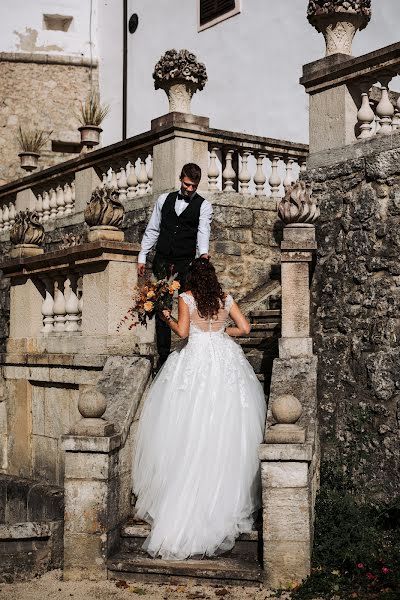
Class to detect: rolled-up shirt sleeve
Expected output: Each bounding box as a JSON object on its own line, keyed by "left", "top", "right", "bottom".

{"left": 196, "top": 200, "right": 213, "bottom": 257}
{"left": 138, "top": 194, "right": 166, "bottom": 264}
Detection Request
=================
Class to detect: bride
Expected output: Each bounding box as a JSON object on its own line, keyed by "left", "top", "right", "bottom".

{"left": 132, "top": 258, "right": 266, "bottom": 560}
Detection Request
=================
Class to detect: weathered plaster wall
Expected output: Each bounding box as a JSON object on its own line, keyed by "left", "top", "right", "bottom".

{"left": 308, "top": 141, "right": 400, "bottom": 502}
{"left": 0, "top": 57, "right": 98, "bottom": 184}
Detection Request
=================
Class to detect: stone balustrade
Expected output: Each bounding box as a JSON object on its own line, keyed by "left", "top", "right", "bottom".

{"left": 0, "top": 115, "right": 308, "bottom": 234}
{"left": 207, "top": 139, "right": 307, "bottom": 197}
{"left": 301, "top": 41, "right": 400, "bottom": 154}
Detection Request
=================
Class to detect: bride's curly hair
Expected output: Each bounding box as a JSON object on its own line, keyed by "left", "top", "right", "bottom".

{"left": 185, "top": 258, "right": 225, "bottom": 319}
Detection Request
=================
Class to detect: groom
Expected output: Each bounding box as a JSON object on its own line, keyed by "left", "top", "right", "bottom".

{"left": 138, "top": 163, "right": 213, "bottom": 366}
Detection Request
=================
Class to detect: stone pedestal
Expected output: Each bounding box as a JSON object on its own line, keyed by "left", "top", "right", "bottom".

{"left": 151, "top": 113, "right": 209, "bottom": 194}
{"left": 87, "top": 225, "right": 124, "bottom": 243}
{"left": 62, "top": 432, "right": 121, "bottom": 580}
{"left": 259, "top": 443, "right": 313, "bottom": 589}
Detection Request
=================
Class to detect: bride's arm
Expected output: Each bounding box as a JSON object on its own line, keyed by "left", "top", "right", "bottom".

{"left": 162, "top": 297, "right": 190, "bottom": 339}
{"left": 225, "top": 301, "right": 251, "bottom": 337}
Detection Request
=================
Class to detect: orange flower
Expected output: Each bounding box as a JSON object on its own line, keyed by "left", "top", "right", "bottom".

{"left": 147, "top": 290, "right": 155, "bottom": 299}
{"left": 143, "top": 301, "right": 154, "bottom": 312}
{"left": 170, "top": 280, "right": 180, "bottom": 291}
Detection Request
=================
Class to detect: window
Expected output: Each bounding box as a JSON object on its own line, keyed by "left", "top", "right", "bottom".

{"left": 43, "top": 14, "right": 73, "bottom": 32}
{"left": 198, "top": 0, "right": 240, "bottom": 31}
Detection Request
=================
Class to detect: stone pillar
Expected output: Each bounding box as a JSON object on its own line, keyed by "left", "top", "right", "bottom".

{"left": 151, "top": 113, "right": 210, "bottom": 194}
{"left": 16, "top": 188, "right": 36, "bottom": 212}
{"left": 259, "top": 442, "right": 313, "bottom": 588}
{"left": 9, "top": 277, "right": 43, "bottom": 338}
{"left": 74, "top": 167, "right": 101, "bottom": 213}
{"left": 63, "top": 386, "right": 120, "bottom": 580}
{"left": 279, "top": 225, "right": 317, "bottom": 359}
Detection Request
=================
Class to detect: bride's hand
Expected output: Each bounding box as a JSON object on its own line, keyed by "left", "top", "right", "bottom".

{"left": 162, "top": 309, "right": 172, "bottom": 322}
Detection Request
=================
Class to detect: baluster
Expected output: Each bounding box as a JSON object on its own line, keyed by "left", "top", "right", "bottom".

{"left": 42, "top": 191, "right": 50, "bottom": 222}
{"left": 357, "top": 92, "right": 375, "bottom": 139}
{"left": 110, "top": 169, "right": 118, "bottom": 190}
{"left": 56, "top": 185, "right": 65, "bottom": 217}
{"left": 254, "top": 152, "right": 267, "bottom": 196}
{"left": 41, "top": 278, "right": 55, "bottom": 333}
{"left": 101, "top": 173, "right": 108, "bottom": 189}
{"left": 392, "top": 108, "right": 400, "bottom": 130}
{"left": 64, "top": 275, "right": 80, "bottom": 332}
{"left": 53, "top": 277, "right": 66, "bottom": 332}
{"left": 300, "top": 160, "right": 307, "bottom": 175}
{"left": 63, "top": 183, "right": 73, "bottom": 215}
{"left": 376, "top": 77, "right": 394, "bottom": 135}
{"left": 238, "top": 150, "right": 251, "bottom": 194}
{"left": 126, "top": 161, "right": 138, "bottom": 199}
{"left": 222, "top": 149, "right": 236, "bottom": 192}
{"left": 208, "top": 147, "right": 219, "bottom": 191}
{"left": 118, "top": 167, "right": 128, "bottom": 201}
{"left": 147, "top": 155, "right": 153, "bottom": 194}
{"left": 49, "top": 188, "right": 58, "bottom": 219}
{"left": 2, "top": 204, "right": 10, "bottom": 230}
{"left": 268, "top": 155, "right": 281, "bottom": 199}
{"left": 70, "top": 181, "right": 75, "bottom": 212}
{"left": 137, "top": 155, "right": 149, "bottom": 195}
{"left": 283, "top": 158, "right": 294, "bottom": 191}
{"left": 8, "top": 203, "right": 16, "bottom": 228}
{"left": 35, "top": 194, "right": 43, "bottom": 222}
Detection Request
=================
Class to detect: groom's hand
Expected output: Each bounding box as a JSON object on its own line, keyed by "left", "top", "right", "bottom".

{"left": 138, "top": 263, "right": 146, "bottom": 276}
{"left": 200, "top": 253, "right": 209, "bottom": 260}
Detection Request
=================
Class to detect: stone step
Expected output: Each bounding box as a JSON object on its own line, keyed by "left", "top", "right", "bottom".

{"left": 120, "top": 520, "right": 260, "bottom": 561}
{"left": 250, "top": 323, "right": 280, "bottom": 332}
{"left": 249, "top": 310, "right": 281, "bottom": 323}
{"left": 107, "top": 552, "right": 263, "bottom": 586}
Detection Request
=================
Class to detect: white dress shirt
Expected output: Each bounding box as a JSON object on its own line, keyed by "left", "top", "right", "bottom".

{"left": 138, "top": 191, "right": 213, "bottom": 264}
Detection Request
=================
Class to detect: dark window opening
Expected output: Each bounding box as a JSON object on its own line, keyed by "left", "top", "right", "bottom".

{"left": 51, "top": 140, "right": 81, "bottom": 154}
{"left": 200, "top": 0, "right": 236, "bottom": 26}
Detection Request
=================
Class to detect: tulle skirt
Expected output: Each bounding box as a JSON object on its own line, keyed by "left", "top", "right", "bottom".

{"left": 132, "top": 331, "right": 266, "bottom": 560}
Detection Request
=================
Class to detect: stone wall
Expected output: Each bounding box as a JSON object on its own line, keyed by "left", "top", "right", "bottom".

{"left": 0, "top": 53, "right": 98, "bottom": 184}
{"left": 308, "top": 141, "right": 400, "bottom": 502}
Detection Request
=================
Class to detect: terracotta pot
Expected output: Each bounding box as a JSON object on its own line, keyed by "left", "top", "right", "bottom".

{"left": 78, "top": 125, "right": 102, "bottom": 148}
{"left": 18, "top": 151, "right": 40, "bottom": 172}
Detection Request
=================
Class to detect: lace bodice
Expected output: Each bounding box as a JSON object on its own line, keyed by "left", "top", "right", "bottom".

{"left": 180, "top": 292, "right": 234, "bottom": 335}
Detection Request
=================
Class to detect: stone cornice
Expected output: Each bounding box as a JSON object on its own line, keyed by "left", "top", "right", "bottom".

{"left": 0, "top": 51, "right": 98, "bottom": 68}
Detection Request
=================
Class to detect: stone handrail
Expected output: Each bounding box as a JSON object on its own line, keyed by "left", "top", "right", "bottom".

{"left": 0, "top": 115, "right": 308, "bottom": 234}
{"left": 301, "top": 41, "right": 400, "bottom": 153}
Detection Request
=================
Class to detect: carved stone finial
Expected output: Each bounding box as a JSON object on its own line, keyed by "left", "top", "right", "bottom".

{"left": 153, "top": 49, "right": 208, "bottom": 113}
{"left": 84, "top": 186, "right": 125, "bottom": 242}
{"left": 307, "top": 0, "right": 371, "bottom": 56}
{"left": 278, "top": 181, "right": 320, "bottom": 226}
{"left": 10, "top": 210, "right": 45, "bottom": 246}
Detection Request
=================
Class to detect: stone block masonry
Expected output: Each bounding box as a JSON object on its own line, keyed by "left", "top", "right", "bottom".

{"left": 0, "top": 53, "right": 99, "bottom": 184}
{"left": 307, "top": 136, "right": 400, "bottom": 502}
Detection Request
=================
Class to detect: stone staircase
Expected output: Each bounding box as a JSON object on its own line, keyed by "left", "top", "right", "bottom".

{"left": 106, "top": 308, "right": 281, "bottom": 585}
{"left": 107, "top": 517, "right": 263, "bottom": 586}
{"left": 239, "top": 308, "right": 281, "bottom": 395}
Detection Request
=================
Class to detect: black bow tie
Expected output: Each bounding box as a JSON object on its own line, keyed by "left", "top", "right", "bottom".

{"left": 177, "top": 193, "right": 190, "bottom": 202}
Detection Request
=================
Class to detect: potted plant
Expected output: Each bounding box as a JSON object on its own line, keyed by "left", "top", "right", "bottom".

{"left": 77, "top": 93, "right": 110, "bottom": 148}
{"left": 153, "top": 49, "right": 208, "bottom": 114}
{"left": 307, "top": 0, "right": 371, "bottom": 56}
{"left": 17, "top": 126, "right": 52, "bottom": 172}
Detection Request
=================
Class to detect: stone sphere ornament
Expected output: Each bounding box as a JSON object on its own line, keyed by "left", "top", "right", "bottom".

{"left": 78, "top": 387, "right": 107, "bottom": 420}
{"left": 307, "top": 0, "right": 372, "bottom": 56}
{"left": 153, "top": 49, "right": 208, "bottom": 114}
{"left": 271, "top": 394, "right": 303, "bottom": 425}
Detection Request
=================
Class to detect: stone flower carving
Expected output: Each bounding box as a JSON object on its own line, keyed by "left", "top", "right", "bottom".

{"left": 278, "top": 181, "right": 320, "bottom": 225}
{"left": 307, "top": 0, "right": 371, "bottom": 30}
{"left": 10, "top": 210, "right": 45, "bottom": 246}
{"left": 84, "top": 186, "right": 124, "bottom": 228}
{"left": 153, "top": 49, "right": 208, "bottom": 91}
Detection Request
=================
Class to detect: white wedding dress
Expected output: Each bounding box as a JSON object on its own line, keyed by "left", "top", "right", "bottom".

{"left": 132, "top": 292, "right": 266, "bottom": 560}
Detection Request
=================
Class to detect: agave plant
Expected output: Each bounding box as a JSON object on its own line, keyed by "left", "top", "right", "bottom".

{"left": 77, "top": 93, "right": 110, "bottom": 126}
{"left": 17, "top": 126, "right": 52, "bottom": 153}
